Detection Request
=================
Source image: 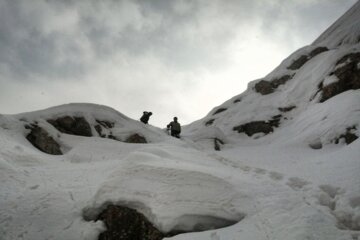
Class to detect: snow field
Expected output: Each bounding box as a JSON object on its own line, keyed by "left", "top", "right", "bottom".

{"left": 2, "top": 117, "right": 358, "bottom": 240}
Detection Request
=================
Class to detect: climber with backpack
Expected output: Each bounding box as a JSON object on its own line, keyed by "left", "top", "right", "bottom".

{"left": 140, "top": 111, "right": 152, "bottom": 124}
{"left": 167, "top": 117, "right": 181, "bottom": 138}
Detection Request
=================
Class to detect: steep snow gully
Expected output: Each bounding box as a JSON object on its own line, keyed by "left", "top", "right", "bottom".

{"left": 1, "top": 1, "right": 360, "bottom": 240}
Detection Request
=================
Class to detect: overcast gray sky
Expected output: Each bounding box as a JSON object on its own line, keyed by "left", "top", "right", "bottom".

{"left": 0, "top": 0, "right": 357, "bottom": 127}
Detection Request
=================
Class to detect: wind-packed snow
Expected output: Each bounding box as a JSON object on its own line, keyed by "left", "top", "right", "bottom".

{"left": 1, "top": 100, "right": 359, "bottom": 240}
{"left": 1, "top": 2, "right": 360, "bottom": 240}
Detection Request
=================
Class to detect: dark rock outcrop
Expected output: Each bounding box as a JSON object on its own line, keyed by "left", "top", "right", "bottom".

{"left": 278, "top": 106, "right": 296, "bottom": 112}
{"left": 205, "top": 119, "right": 215, "bottom": 126}
{"left": 214, "top": 138, "right": 224, "bottom": 151}
{"left": 233, "top": 121, "right": 274, "bottom": 136}
{"left": 254, "top": 75, "right": 293, "bottom": 95}
{"left": 309, "top": 47, "right": 329, "bottom": 58}
{"left": 125, "top": 134, "right": 147, "bottom": 143}
{"left": 287, "top": 47, "right": 328, "bottom": 70}
{"left": 26, "top": 125, "right": 62, "bottom": 155}
{"left": 254, "top": 80, "right": 274, "bottom": 95}
{"left": 97, "top": 205, "right": 163, "bottom": 240}
{"left": 95, "top": 125, "right": 105, "bottom": 137}
{"left": 94, "top": 120, "right": 115, "bottom": 138}
{"left": 233, "top": 115, "right": 282, "bottom": 136}
{"left": 287, "top": 55, "right": 309, "bottom": 70}
{"left": 320, "top": 52, "right": 360, "bottom": 102}
{"left": 334, "top": 127, "right": 358, "bottom": 145}
{"left": 47, "top": 116, "right": 92, "bottom": 137}
{"left": 271, "top": 75, "right": 293, "bottom": 88}
{"left": 96, "top": 120, "right": 114, "bottom": 129}
{"left": 213, "top": 108, "right": 227, "bottom": 115}
{"left": 83, "top": 202, "right": 245, "bottom": 240}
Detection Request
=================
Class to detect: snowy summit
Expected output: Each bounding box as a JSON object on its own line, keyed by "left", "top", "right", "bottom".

{"left": 1, "top": 2, "right": 360, "bottom": 240}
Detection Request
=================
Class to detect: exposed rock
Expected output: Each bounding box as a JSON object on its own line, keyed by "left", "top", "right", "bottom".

{"left": 321, "top": 82, "right": 343, "bottom": 102}
{"left": 205, "top": 119, "right": 215, "bottom": 126}
{"left": 214, "top": 138, "right": 224, "bottom": 151}
{"left": 97, "top": 204, "right": 163, "bottom": 240}
{"left": 254, "top": 80, "right": 274, "bottom": 95}
{"left": 89, "top": 204, "right": 243, "bottom": 240}
{"left": 96, "top": 120, "right": 114, "bottom": 129}
{"left": 287, "top": 47, "right": 328, "bottom": 70}
{"left": 233, "top": 121, "right": 274, "bottom": 136}
{"left": 94, "top": 120, "right": 115, "bottom": 138}
{"left": 278, "top": 106, "right": 296, "bottom": 112}
{"left": 213, "top": 108, "right": 227, "bottom": 115}
{"left": 95, "top": 125, "right": 105, "bottom": 137}
{"left": 269, "top": 115, "right": 282, "bottom": 127}
{"left": 309, "top": 47, "right": 329, "bottom": 58}
{"left": 334, "top": 127, "right": 358, "bottom": 144}
{"left": 287, "top": 55, "right": 309, "bottom": 70}
{"left": 233, "top": 98, "right": 241, "bottom": 103}
{"left": 47, "top": 116, "right": 92, "bottom": 137}
{"left": 255, "top": 75, "right": 293, "bottom": 95}
{"left": 233, "top": 115, "right": 283, "bottom": 136}
{"left": 320, "top": 52, "right": 360, "bottom": 102}
{"left": 256, "top": 47, "right": 328, "bottom": 95}
{"left": 125, "top": 134, "right": 147, "bottom": 143}
{"left": 26, "top": 125, "right": 62, "bottom": 155}
{"left": 271, "top": 75, "right": 293, "bottom": 88}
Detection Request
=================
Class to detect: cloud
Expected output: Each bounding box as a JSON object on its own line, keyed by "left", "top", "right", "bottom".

{"left": 0, "top": 0, "right": 357, "bottom": 126}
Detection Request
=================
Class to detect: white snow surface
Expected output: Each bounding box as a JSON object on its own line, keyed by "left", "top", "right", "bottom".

{"left": 1, "top": 2, "right": 360, "bottom": 240}
{"left": 0, "top": 100, "right": 359, "bottom": 239}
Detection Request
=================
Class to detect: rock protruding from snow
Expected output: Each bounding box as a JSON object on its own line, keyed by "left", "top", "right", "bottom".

{"left": 204, "top": 119, "right": 215, "bottom": 126}
{"left": 25, "top": 125, "right": 62, "bottom": 155}
{"left": 320, "top": 52, "right": 360, "bottom": 102}
{"left": 233, "top": 115, "right": 281, "bottom": 137}
{"left": 47, "top": 116, "right": 92, "bottom": 137}
{"left": 96, "top": 204, "right": 163, "bottom": 240}
{"left": 212, "top": 108, "right": 227, "bottom": 115}
{"left": 233, "top": 121, "right": 274, "bottom": 136}
{"left": 125, "top": 134, "right": 147, "bottom": 144}
{"left": 254, "top": 75, "right": 294, "bottom": 95}
{"left": 94, "top": 120, "right": 115, "bottom": 138}
{"left": 287, "top": 55, "right": 309, "bottom": 70}
{"left": 278, "top": 106, "right": 296, "bottom": 112}
{"left": 287, "top": 47, "right": 328, "bottom": 70}
{"left": 254, "top": 80, "right": 274, "bottom": 95}
{"left": 333, "top": 126, "right": 358, "bottom": 145}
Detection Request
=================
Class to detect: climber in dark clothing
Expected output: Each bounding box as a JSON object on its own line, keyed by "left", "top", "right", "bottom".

{"left": 140, "top": 111, "right": 152, "bottom": 124}
{"left": 167, "top": 117, "right": 181, "bottom": 138}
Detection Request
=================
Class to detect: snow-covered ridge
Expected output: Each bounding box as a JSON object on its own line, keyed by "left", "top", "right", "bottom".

{"left": 184, "top": 40, "right": 360, "bottom": 148}
{"left": 1, "top": 103, "right": 171, "bottom": 156}
{"left": 185, "top": 2, "right": 360, "bottom": 148}
{"left": 313, "top": 0, "right": 360, "bottom": 48}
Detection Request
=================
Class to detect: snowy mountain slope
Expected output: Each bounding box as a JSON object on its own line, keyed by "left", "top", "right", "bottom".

{"left": 184, "top": 10, "right": 360, "bottom": 147}
{"left": 1, "top": 107, "right": 358, "bottom": 240}
{"left": 1, "top": 2, "right": 360, "bottom": 240}
{"left": 313, "top": 0, "right": 360, "bottom": 48}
